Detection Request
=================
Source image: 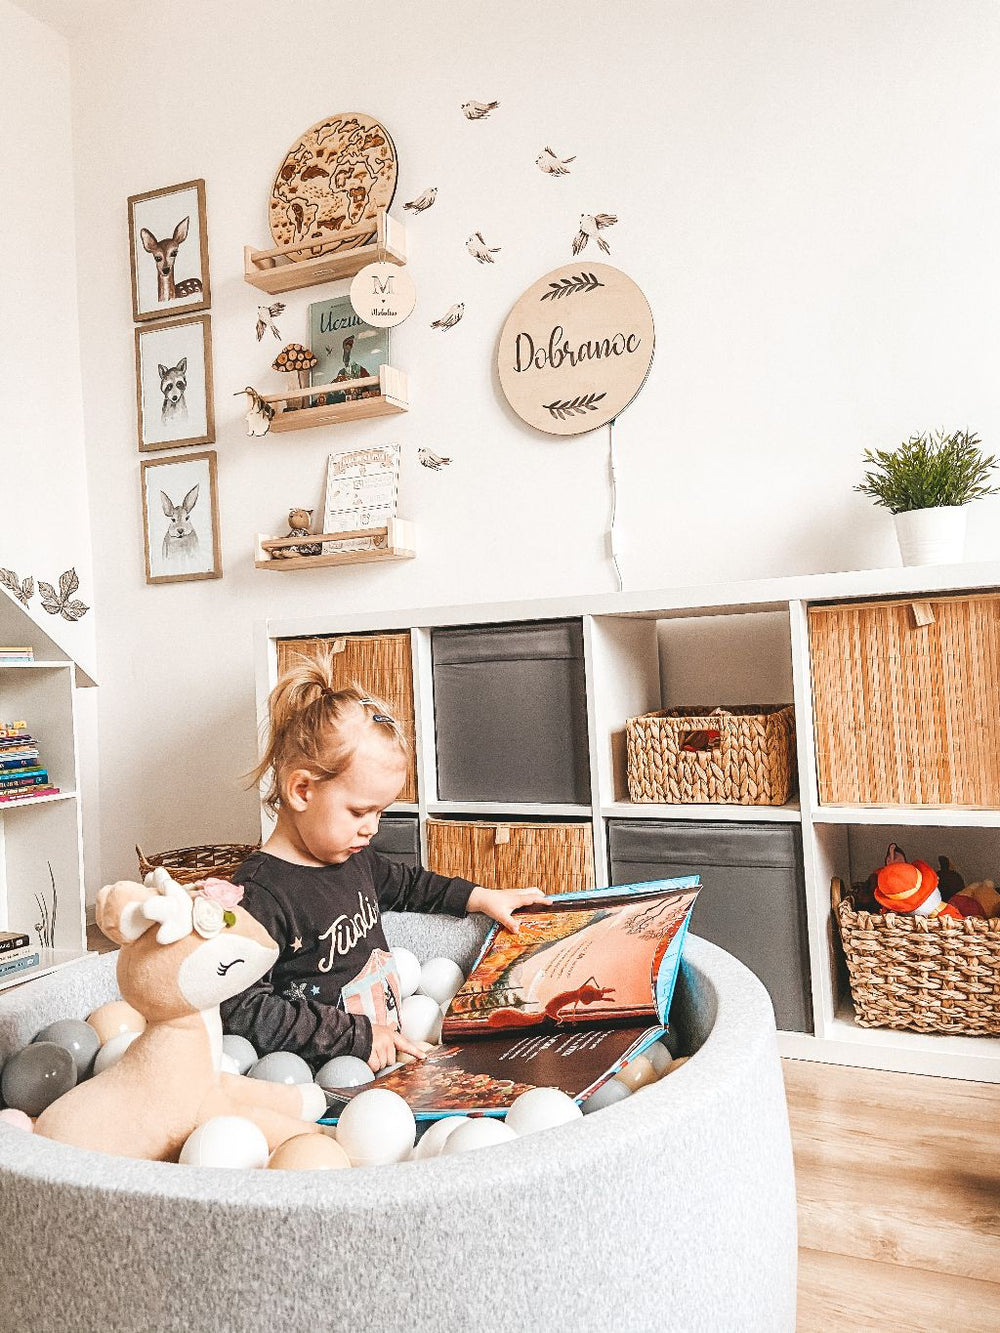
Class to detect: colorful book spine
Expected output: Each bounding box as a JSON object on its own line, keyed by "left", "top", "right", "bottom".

{"left": 0, "top": 757, "right": 39, "bottom": 772}
{"left": 0, "top": 952, "right": 41, "bottom": 980}
{"left": 0, "top": 932, "right": 30, "bottom": 954}
{"left": 0, "top": 944, "right": 37, "bottom": 966}
{"left": 0, "top": 771, "right": 49, "bottom": 789}
{"left": 0, "top": 785, "right": 59, "bottom": 803}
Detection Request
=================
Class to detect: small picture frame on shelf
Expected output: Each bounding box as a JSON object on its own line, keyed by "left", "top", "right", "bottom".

{"left": 128, "top": 178, "right": 211, "bottom": 323}
{"left": 309, "top": 295, "right": 390, "bottom": 404}
{"left": 322, "top": 443, "right": 400, "bottom": 554}
{"left": 133, "top": 315, "right": 215, "bottom": 452}
{"left": 140, "top": 450, "right": 222, "bottom": 585}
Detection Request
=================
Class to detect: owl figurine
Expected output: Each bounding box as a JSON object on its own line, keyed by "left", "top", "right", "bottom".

{"left": 273, "top": 507, "right": 321, "bottom": 558}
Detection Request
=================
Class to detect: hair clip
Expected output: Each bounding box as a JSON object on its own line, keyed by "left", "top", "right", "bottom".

{"left": 372, "top": 713, "right": 395, "bottom": 725}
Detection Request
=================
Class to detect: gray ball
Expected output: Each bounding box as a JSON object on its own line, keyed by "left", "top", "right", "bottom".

{"left": 222, "top": 1034, "right": 259, "bottom": 1075}
{"left": 582, "top": 1077, "right": 632, "bottom": 1115}
{"left": 315, "top": 1055, "right": 375, "bottom": 1091}
{"left": 645, "top": 1039, "right": 674, "bottom": 1076}
{"left": 247, "top": 1051, "right": 313, "bottom": 1085}
{"left": 34, "top": 1019, "right": 101, "bottom": 1079}
{"left": 1, "top": 1041, "right": 77, "bottom": 1116}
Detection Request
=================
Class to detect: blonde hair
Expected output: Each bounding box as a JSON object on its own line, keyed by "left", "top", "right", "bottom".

{"left": 250, "top": 650, "right": 408, "bottom": 814}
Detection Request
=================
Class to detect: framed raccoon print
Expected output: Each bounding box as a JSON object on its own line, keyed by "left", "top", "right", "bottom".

{"left": 134, "top": 314, "right": 215, "bottom": 452}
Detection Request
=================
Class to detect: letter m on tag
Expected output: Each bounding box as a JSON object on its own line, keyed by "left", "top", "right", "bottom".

{"left": 372, "top": 273, "right": 394, "bottom": 296}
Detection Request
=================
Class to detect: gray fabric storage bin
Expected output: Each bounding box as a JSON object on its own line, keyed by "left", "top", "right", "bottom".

{"left": 371, "top": 814, "right": 421, "bottom": 867}
{"left": 608, "top": 820, "right": 812, "bottom": 1033}
{"left": 432, "top": 620, "right": 591, "bottom": 803}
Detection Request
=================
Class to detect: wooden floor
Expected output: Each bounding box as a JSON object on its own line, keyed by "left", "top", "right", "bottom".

{"left": 69, "top": 930, "right": 1000, "bottom": 1328}
{"left": 785, "top": 1059, "right": 1000, "bottom": 1332}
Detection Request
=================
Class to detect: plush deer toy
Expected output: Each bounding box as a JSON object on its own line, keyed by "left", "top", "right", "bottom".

{"left": 35, "top": 870, "right": 326, "bottom": 1161}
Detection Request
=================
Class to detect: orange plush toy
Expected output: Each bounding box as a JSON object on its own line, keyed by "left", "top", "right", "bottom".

{"left": 34, "top": 869, "right": 327, "bottom": 1160}
{"left": 874, "top": 859, "right": 964, "bottom": 919}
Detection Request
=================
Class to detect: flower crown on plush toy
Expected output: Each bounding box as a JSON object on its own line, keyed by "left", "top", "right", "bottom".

{"left": 111, "top": 868, "right": 245, "bottom": 945}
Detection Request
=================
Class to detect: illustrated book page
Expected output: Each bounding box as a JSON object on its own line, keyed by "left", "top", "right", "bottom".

{"left": 321, "top": 443, "right": 400, "bottom": 554}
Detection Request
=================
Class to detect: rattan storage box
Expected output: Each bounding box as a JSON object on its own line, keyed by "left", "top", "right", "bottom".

{"left": 625, "top": 706, "right": 796, "bottom": 806}
{"left": 833, "top": 879, "right": 1000, "bottom": 1036}
{"left": 426, "top": 818, "right": 595, "bottom": 896}
{"left": 809, "top": 593, "right": 1000, "bottom": 807}
{"left": 276, "top": 632, "right": 417, "bottom": 802}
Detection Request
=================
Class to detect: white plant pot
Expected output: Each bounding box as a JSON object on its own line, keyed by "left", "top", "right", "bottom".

{"left": 893, "top": 505, "right": 967, "bottom": 566}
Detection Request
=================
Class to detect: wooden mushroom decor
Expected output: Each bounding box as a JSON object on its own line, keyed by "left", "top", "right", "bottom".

{"left": 273, "top": 343, "right": 318, "bottom": 410}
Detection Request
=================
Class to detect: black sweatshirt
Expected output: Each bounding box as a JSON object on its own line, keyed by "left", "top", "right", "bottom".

{"left": 219, "top": 849, "right": 476, "bottom": 1066}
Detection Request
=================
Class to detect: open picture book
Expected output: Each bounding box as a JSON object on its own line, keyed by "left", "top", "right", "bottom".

{"left": 324, "top": 876, "right": 700, "bottom": 1121}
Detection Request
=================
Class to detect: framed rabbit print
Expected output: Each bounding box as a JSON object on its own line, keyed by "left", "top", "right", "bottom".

{"left": 140, "top": 451, "right": 222, "bottom": 585}
{"left": 134, "top": 314, "right": 215, "bottom": 452}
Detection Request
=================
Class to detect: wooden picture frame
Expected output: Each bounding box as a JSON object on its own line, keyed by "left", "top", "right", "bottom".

{"left": 134, "top": 314, "right": 215, "bottom": 452}
{"left": 140, "top": 450, "right": 222, "bottom": 585}
{"left": 128, "top": 178, "right": 211, "bottom": 323}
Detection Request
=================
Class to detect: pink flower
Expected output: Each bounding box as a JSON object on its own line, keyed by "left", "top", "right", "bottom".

{"left": 198, "top": 877, "right": 244, "bottom": 908}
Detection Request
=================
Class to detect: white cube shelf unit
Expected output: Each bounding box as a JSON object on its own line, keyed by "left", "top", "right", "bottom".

{"left": 256, "top": 559, "right": 1000, "bottom": 1083}
{"left": 0, "top": 589, "right": 94, "bottom": 991}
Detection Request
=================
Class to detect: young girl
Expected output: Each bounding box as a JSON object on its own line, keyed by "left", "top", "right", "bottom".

{"left": 220, "top": 655, "right": 545, "bottom": 1071}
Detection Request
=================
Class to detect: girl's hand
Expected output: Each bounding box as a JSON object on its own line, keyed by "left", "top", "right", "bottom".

{"left": 467, "top": 885, "right": 549, "bottom": 933}
{"left": 367, "top": 1024, "right": 429, "bottom": 1072}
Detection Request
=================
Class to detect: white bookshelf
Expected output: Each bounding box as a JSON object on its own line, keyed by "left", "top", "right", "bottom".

{"left": 260, "top": 561, "right": 1000, "bottom": 1082}
{"left": 0, "top": 597, "right": 94, "bottom": 991}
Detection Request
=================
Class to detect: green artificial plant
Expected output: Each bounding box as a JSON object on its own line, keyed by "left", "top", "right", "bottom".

{"left": 855, "top": 429, "right": 1000, "bottom": 514}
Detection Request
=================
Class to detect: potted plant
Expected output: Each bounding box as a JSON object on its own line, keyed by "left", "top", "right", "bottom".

{"left": 855, "top": 429, "right": 1000, "bottom": 566}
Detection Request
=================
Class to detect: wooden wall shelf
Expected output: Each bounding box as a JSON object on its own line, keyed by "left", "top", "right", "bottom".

{"left": 255, "top": 518, "right": 416, "bottom": 571}
{"left": 244, "top": 210, "right": 407, "bottom": 294}
{"left": 263, "top": 364, "right": 408, "bottom": 433}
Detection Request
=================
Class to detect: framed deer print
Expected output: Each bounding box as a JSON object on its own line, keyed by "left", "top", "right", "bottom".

{"left": 134, "top": 315, "right": 215, "bottom": 452}
{"left": 140, "top": 451, "right": 222, "bottom": 585}
{"left": 128, "top": 179, "right": 211, "bottom": 322}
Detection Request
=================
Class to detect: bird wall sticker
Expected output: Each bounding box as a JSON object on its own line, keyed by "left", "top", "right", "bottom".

{"left": 536, "top": 146, "right": 575, "bottom": 176}
{"left": 461, "top": 99, "right": 499, "bottom": 120}
{"left": 235, "top": 386, "right": 275, "bottom": 437}
{"left": 0, "top": 568, "right": 34, "bottom": 606}
{"left": 255, "top": 302, "right": 285, "bottom": 341}
{"left": 572, "top": 213, "right": 618, "bottom": 255}
{"left": 431, "top": 302, "right": 464, "bottom": 330}
{"left": 418, "top": 448, "right": 452, "bottom": 471}
{"left": 467, "top": 232, "right": 501, "bottom": 264}
{"left": 404, "top": 187, "right": 437, "bottom": 213}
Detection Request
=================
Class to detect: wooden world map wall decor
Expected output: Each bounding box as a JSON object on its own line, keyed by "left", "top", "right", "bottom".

{"left": 269, "top": 112, "right": 398, "bottom": 258}
{"left": 497, "top": 263, "right": 654, "bottom": 437}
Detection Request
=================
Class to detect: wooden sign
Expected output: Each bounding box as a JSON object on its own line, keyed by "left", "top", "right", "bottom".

{"left": 497, "top": 263, "right": 654, "bottom": 436}
{"left": 350, "top": 262, "right": 416, "bottom": 327}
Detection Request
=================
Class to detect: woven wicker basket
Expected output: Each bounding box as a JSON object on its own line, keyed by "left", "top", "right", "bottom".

{"left": 136, "top": 843, "right": 259, "bottom": 886}
{"left": 832, "top": 878, "right": 1000, "bottom": 1036}
{"left": 276, "top": 633, "right": 417, "bottom": 803}
{"left": 425, "top": 819, "right": 594, "bottom": 896}
{"left": 626, "top": 705, "right": 796, "bottom": 805}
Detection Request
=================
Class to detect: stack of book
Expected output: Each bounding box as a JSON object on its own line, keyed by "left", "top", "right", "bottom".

{"left": 0, "top": 721, "right": 59, "bottom": 803}
{"left": 0, "top": 930, "right": 40, "bottom": 981}
{"left": 0, "top": 646, "right": 34, "bottom": 664}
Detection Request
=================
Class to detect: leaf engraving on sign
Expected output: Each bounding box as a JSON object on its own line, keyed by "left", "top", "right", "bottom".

{"left": 539, "top": 272, "right": 606, "bottom": 302}
{"left": 542, "top": 391, "right": 608, "bottom": 420}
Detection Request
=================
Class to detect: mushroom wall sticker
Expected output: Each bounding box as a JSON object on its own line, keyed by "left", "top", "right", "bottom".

{"left": 272, "top": 343, "right": 318, "bottom": 409}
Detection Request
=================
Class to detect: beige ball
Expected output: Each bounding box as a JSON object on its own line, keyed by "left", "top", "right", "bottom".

{"left": 614, "top": 1055, "right": 659, "bottom": 1092}
{"left": 666, "top": 1056, "right": 690, "bottom": 1075}
{"left": 86, "top": 1000, "right": 146, "bottom": 1045}
{"left": 267, "top": 1133, "right": 352, "bottom": 1171}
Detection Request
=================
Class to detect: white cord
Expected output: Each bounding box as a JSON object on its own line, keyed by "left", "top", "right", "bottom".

{"left": 608, "top": 417, "right": 623, "bottom": 591}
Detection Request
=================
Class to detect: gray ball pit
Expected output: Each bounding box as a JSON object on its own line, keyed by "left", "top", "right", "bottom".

{"left": 0, "top": 914, "right": 797, "bottom": 1333}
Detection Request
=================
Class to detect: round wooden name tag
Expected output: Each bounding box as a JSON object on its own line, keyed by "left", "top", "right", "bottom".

{"left": 497, "top": 263, "right": 654, "bottom": 437}
{"left": 350, "top": 262, "right": 417, "bottom": 327}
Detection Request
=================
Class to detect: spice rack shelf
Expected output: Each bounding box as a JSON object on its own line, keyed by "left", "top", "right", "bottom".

{"left": 254, "top": 518, "right": 416, "bottom": 571}
{"left": 262, "top": 365, "right": 408, "bottom": 433}
{"left": 244, "top": 209, "right": 407, "bottom": 295}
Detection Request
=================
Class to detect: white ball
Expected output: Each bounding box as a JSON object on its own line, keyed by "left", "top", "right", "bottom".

{"left": 412, "top": 1115, "right": 470, "bottom": 1160}
{"left": 335, "top": 1088, "right": 416, "bottom": 1167}
{"left": 582, "top": 1078, "right": 632, "bottom": 1114}
{"left": 219, "top": 1053, "right": 241, "bottom": 1075}
{"left": 440, "top": 1117, "right": 518, "bottom": 1155}
{"left": 93, "top": 1030, "right": 140, "bottom": 1074}
{"left": 179, "top": 1116, "right": 270, "bottom": 1169}
{"left": 248, "top": 1051, "right": 313, "bottom": 1085}
{"left": 417, "top": 957, "right": 465, "bottom": 1008}
{"left": 315, "top": 1055, "right": 375, "bottom": 1091}
{"left": 222, "top": 1033, "right": 259, "bottom": 1074}
{"left": 391, "top": 947, "right": 422, "bottom": 999}
{"left": 400, "top": 994, "right": 443, "bottom": 1045}
{"left": 505, "top": 1086, "right": 583, "bottom": 1136}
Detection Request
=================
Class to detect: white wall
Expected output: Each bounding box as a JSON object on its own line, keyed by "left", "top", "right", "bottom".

{"left": 53, "top": 0, "right": 1000, "bottom": 893}
{"left": 1, "top": 0, "right": 99, "bottom": 891}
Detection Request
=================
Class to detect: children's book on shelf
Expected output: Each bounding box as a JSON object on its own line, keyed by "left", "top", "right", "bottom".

{"left": 0, "top": 721, "right": 58, "bottom": 801}
{"left": 0, "top": 931, "right": 30, "bottom": 955}
{"left": 308, "top": 295, "right": 390, "bottom": 404}
{"left": 323, "top": 877, "right": 700, "bottom": 1122}
{"left": 0, "top": 647, "right": 34, "bottom": 663}
{"left": 321, "top": 443, "right": 401, "bottom": 555}
{"left": 0, "top": 951, "right": 40, "bottom": 980}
